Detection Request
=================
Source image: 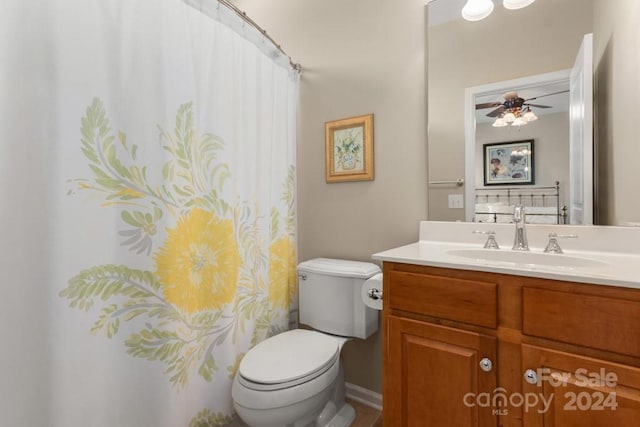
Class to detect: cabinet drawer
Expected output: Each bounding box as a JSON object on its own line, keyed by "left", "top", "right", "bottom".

{"left": 522, "top": 287, "right": 640, "bottom": 357}
{"left": 388, "top": 270, "right": 497, "bottom": 328}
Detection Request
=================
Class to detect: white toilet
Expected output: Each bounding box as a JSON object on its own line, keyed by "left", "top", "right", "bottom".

{"left": 231, "top": 258, "right": 381, "bottom": 427}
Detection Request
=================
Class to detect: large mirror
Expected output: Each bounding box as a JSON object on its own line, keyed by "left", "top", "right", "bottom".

{"left": 464, "top": 59, "right": 592, "bottom": 225}
{"left": 426, "top": 0, "right": 639, "bottom": 226}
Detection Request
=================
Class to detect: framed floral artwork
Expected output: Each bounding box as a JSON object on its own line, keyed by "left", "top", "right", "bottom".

{"left": 483, "top": 140, "right": 534, "bottom": 186}
{"left": 325, "top": 114, "right": 374, "bottom": 183}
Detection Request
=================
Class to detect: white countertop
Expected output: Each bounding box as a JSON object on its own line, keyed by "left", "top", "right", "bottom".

{"left": 372, "top": 221, "right": 640, "bottom": 289}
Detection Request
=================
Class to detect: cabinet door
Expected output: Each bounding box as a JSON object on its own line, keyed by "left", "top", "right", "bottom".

{"left": 522, "top": 344, "right": 640, "bottom": 426}
{"left": 384, "top": 315, "right": 497, "bottom": 427}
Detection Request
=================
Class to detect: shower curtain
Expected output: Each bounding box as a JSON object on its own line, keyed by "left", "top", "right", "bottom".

{"left": 0, "top": 0, "right": 298, "bottom": 425}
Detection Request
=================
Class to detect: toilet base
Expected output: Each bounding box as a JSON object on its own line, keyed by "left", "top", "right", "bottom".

{"left": 308, "top": 363, "right": 354, "bottom": 427}
{"left": 288, "top": 363, "right": 354, "bottom": 427}
{"left": 320, "top": 402, "right": 355, "bottom": 427}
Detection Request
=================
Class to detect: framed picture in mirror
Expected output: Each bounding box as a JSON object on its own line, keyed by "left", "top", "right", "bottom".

{"left": 483, "top": 140, "right": 534, "bottom": 186}
{"left": 325, "top": 114, "right": 374, "bottom": 183}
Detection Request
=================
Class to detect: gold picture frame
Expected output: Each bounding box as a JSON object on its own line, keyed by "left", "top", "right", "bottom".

{"left": 324, "top": 114, "right": 374, "bottom": 183}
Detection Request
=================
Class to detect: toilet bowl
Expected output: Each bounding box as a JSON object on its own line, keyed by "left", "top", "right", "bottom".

{"left": 232, "top": 329, "right": 352, "bottom": 427}
{"left": 231, "top": 258, "right": 381, "bottom": 427}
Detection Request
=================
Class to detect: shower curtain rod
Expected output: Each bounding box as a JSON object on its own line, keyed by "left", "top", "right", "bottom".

{"left": 219, "top": 0, "right": 301, "bottom": 71}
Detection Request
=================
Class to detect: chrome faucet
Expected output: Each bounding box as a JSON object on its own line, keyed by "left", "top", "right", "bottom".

{"left": 512, "top": 205, "right": 529, "bottom": 251}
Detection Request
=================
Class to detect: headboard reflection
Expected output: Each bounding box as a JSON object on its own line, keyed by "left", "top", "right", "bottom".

{"left": 474, "top": 181, "right": 567, "bottom": 224}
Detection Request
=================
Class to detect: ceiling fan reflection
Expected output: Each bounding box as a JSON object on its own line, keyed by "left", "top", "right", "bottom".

{"left": 476, "top": 90, "right": 569, "bottom": 127}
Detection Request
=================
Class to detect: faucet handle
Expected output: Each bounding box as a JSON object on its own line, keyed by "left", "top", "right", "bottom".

{"left": 473, "top": 230, "right": 500, "bottom": 249}
{"left": 544, "top": 233, "right": 578, "bottom": 254}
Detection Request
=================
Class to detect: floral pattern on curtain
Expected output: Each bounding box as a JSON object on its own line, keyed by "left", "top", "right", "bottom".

{"left": 57, "top": 96, "right": 297, "bottom": 424}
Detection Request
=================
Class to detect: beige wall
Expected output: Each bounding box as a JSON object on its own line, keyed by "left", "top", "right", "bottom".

{"left": 230, "top": 0, "right": 428, "bottom": 394}
{"left": 427, "top": 0, "right": 593, "bottom": 221}
{"left": 593, "top": 0, "right": 640, "bottom": 225}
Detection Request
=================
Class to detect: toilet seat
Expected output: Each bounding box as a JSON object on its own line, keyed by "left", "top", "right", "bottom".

{"left": 238, "top": 329, "right": 340, "bottom": 391}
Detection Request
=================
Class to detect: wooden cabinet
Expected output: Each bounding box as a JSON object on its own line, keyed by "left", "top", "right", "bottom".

{"left": 521, "top": 345, "right": 640, "bottom": 426}
{"left": 382, "top": 262, "right": 640, "bottom": 427}
{"left": 386, "top": 315, "right": 497, "bottom": 426}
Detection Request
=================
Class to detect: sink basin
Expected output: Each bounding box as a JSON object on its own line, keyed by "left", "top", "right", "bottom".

{"left": 446, "top": 249, "right": 607, "bottom": 268}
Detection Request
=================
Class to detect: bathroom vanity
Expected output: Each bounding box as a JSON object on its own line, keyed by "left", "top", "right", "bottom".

{"left": 373, "top": 221, "right": 640, "bottom": 426}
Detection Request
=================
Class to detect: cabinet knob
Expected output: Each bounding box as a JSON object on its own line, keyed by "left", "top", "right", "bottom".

{"left": 479, "top": 358, "right": 493, "bottom": 372}
{"left": 524, "top": 369, "right": 538, "bottom": 385}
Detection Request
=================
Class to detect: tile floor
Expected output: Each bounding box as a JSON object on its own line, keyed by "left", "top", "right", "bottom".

{"left": 347, "top": 398, "right": 382, "bottom": 427}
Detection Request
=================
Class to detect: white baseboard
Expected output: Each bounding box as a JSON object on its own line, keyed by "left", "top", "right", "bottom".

{"left": 345, "top": 382, "right": 383, "bottom": 411}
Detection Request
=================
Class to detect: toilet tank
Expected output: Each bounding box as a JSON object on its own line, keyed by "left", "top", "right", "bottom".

{"left": 297, "top": 258, "right": 380, "bottom": 339}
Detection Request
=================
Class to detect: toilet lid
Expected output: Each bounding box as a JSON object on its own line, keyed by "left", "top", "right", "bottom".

{"left": 239, "top": 330, "right": 339, "bottom": 385}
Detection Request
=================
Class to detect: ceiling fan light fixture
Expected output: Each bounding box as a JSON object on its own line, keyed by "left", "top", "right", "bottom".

{"left": 503, "top": 0, "right": 536, "bottom": 10}
{"left": 492, "top": 117, "right": 508, "bottom": 127}
{"left": 503, "top": 111, "right": 516, "bottom": 123}
{"left": 512, "top": 117, "right": 527, "bottom": 126}
{"left": 462, "top": 0, "right": 494, "bottom": 22}
{"left": 523, "top": 109, "right": 538, "bottom": 122}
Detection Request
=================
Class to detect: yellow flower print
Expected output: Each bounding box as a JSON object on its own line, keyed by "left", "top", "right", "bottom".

{"left": 268, "top": 236, "right": 297, "bottom": 309}
{"left": 155, "top": 208, "right": 240, "bottom": 314}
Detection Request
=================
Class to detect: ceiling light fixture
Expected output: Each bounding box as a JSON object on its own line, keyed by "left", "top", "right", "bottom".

{"left": 522, "top": 108, "right": 538, "bottom": 122}
{"left": 503, "top": 0, "right": 536, "bottom": 10}
{"left": 503, "top": 111, "right": 516, "bottom": 123}
{"left": 462, "top": 0, "right": 536, "bottom": 22}
{"left": 492, "top": 117, "right": 508, "bottom": 127}
{"left": 492, "top": 106, "right": 539, "bottom": 127}
{"left": 511, "top": 116, "right": 527, "bottom": 126}
{"left": 461, "top": 0, "right": 494, "bottom": 22}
